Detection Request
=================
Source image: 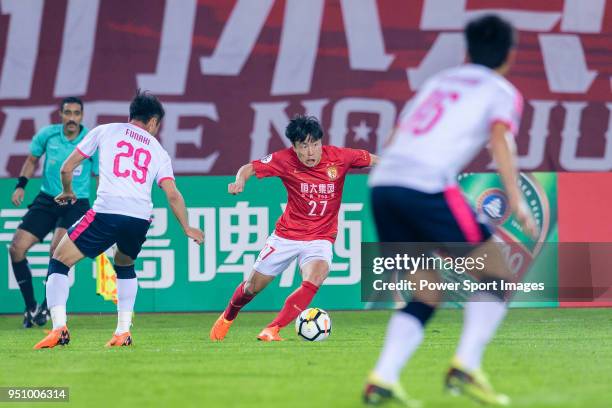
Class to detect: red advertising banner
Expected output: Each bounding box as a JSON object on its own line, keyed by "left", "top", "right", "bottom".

{"left": 0, "top": 0, "right": 611, "bottom": 176}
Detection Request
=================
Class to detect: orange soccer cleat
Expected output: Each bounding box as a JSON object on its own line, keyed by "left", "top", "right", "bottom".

{"left": 209, "top": 314, "right": 234, "bottom": 341}
{"left": 257, "top": 325, "right": 284, "bottom": 342}
{"left": 33, "top": 326, "right": 70, "bottom": 349}
{"left": 105, "top": 332, "right": 133, "bottom": 347}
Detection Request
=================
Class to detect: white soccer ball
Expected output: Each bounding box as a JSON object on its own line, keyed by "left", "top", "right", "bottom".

{"left": 295, "top": 307, "right": 332, "bottom": 341}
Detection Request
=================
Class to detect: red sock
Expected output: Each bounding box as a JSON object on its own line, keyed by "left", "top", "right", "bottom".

{"left": 267, "top": 281, "right": 319, "bottom": 328}
{"left": 223, "top": 282, "right": 255, "bottom": 321}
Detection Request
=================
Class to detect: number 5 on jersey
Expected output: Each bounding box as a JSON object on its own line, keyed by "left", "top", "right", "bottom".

{"left": 113, "top": 140, "right": 151, "bottom": 183}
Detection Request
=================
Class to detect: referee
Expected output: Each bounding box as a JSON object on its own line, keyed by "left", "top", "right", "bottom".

{"left": 9, "top": 97, "right": 98, "bottom": 328}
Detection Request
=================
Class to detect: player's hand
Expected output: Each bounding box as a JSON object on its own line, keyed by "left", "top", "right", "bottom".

{"left": 55, "top": 191, "right": 77, "bottom": 206}
{"left": 512, "top": 201, "right": 539, "bottom": 239}
{"left": 228, "top": 180, "right": 245, "bottom": 195}
{"left": 185, "top": 227, "right": 204, "bottom": 244}
{"left": 11, "top": 188, "right": 25, "bottom": 207}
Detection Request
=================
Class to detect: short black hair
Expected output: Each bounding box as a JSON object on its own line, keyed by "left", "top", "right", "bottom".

{"left": 285, "top": 115, "right": 323, "bottom": 145}
{"left": 129, "top": 89, "right": 165, "bottom": 123}
{"left": 465, "top": 14, "right": 516, "bottom": 69}
{"left": 60, "top": 96, "right": 83, "bottom": 112}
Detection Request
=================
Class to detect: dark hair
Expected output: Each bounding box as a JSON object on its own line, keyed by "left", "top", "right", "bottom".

{"left": 285, "top": 115, "right": 323, "bottom": 145}
{"left": 465, "top": 15, "right": 516, "bottom": 69}
{"left": 60, "top": 96, "right": 83, "bottom": 112}
{"left": 129, "top": 89, "right": 165, "bottom": 123}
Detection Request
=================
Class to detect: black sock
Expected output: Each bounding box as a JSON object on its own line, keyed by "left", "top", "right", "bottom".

{"left": 12, "top": 259, "right": 36, "bottom": 310}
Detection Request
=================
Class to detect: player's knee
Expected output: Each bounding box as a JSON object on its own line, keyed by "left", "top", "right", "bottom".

{"left": 48, "top": 258, "right": 70, "bottom": 276}
{"left": 400, "top": 300, "right": 437, "bottom": 327}
{"left": 8, "top": 241, "right": 26, "bottom": 261}
{"left": 478, "top": 277, "right": 505, "bottom": 301}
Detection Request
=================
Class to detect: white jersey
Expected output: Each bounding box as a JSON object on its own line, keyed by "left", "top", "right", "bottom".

{"left": 76, "top": 122, "right": 174, "bottom": 220}
{"left": 369, "top": 64, "right": 523, "bottom": 193}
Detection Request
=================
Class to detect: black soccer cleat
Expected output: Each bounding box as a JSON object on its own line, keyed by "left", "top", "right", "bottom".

{"left": 32, "top": 304, "right": 49, "bottom": 327}
{"left": 22, "top": 305, "right": 37, "bottom": 328}
{"left": 363, "top": 373, "right": 421, "bottom": 407}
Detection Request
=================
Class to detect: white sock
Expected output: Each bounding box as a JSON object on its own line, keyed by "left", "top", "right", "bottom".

{"left": 455, "top": 293, "right": 507, "bottom": 371}
{"left": 116, "top": 278, "right": 138, "bottom": 334}
{"left": 373, "top": 312, "right": 425, "bottom": 384}
{"left": 50, "top": 305, "right": 67, "bottom": 330}
{"left": 46, "top": 274, "right": 70, "bottom": 330}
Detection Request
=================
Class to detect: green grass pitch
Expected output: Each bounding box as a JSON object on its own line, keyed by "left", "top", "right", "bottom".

{"left": 0, "top": 309, "right": 610, "bottom": 408}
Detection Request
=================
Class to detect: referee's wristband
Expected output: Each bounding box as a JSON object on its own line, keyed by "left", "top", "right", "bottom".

{"left": 15, "top": 176, "right": 28, "bottom": 189}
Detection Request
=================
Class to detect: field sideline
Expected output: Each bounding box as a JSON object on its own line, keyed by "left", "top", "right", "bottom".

{"left": 0, "top": 309, "right": 610, "bottom": 408}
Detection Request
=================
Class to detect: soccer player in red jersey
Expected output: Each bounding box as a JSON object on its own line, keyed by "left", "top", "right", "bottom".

{"left": 210, "top": 115, "right": 378, "bottom": 341}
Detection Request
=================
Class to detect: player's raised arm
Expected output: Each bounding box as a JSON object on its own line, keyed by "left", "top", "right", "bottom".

{"left": 489, "top": 123, "right": 538, "bottom": 238}
{"left": 228, "top": 163, "right": 255, "bottom": 195}
{"left": 159, "top": 178, "right": 204, "bottom": 244}
{"left": 56, "top": 149, "right": 87, "bottom": 205}
{"left": 11, "top": 154, "right": 39, "bottom": 207}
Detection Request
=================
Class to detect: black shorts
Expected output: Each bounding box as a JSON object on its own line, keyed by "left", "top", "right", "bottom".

{"left": 371, "top": 186, "right": 492, "bottom": 244}
{"left": 67, "top": 210, "right": 151, "bottom": 259}
{"left": 19, "top": 192, "right": 90, "bottom": 241}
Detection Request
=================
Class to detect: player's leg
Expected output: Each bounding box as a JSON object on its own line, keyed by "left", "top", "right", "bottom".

{"left": 210, "top": 233, "right": 298, "bottom": 341}
{"left": 365, "top": 186, "right": 435, "bottom": 407}
{"left": 261, "top": 239, "right": 332, "bottom": 336}
{"left": 445, "top": 238, "right": 511, "bottom": 405}
{"left": 33, "top": 234, "right": 85, "bottom": 349}
{"left": 107, "top": 215, "right": 152, "bottom": 347}
{"left": 10, "top": 197, "right": 57, "bottom": 327}
{"left": 34, "top": 209, "right": 115, "bottom": 349}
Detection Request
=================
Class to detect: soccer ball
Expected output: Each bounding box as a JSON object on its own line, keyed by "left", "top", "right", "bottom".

{"left": 295, "top": 308, "right": 332, "bottom": 341}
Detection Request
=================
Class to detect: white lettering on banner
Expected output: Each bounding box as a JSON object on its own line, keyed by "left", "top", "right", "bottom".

{"left": 187, "top": 204, "right": 267, "bottom": 282}
{"left": 560, "top": 102, "right": 612, "bottom": 171}
{"left": 187, "top": 208, "right": 217, "bottom": 282}
{"left": 54, "top": 0, "right": 100, "bottom": 97}
{"left": 1, "top": 209, "right": 75, "bottom": 290}
{"left": 161, "top": 103, "right": 220, "bottom": 173}
{"left": 81, "top": 101, "right": 130, "bottom": 130}
{"left": 0, "top": 0, "right": 44, "bottom": 99}
{"left": 278, "top": 203, "right": 363, "bottom": 287}
{"left": 217, "top": 202, "right": 269, "bottom": 277}
{"left": 200, "top": 0, "right": 275, "bottom": 76}
{"left": 328, "top": 98, "right": 396, "bottom": 153}
{"left": 417, "top": 0, "right": 603, "bottom": 94}
{"left": 137, "top": 0, "right": 197, "bottom": 95}
{"left": 137, "top": 208, "right": 175, "bottom": 289}
{"left": 249, "top": 99, "right": 328, "bottom": 160}
{"left": 271, "top": 0, "right": 325, "bottom": 96}
{"left": 0, "top": 106, "right": 55, "bottom": 177}
{"left": 339, "top": 0, "right": 394, "bottom": 71}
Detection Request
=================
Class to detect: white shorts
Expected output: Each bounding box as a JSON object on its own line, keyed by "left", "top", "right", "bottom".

{"left": 252, "top": 232, "right": 333, "bottom": 277}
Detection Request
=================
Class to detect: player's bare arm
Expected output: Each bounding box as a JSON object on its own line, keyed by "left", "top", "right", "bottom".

{"left": 228, "top": 163, "right": 255, "bottom": 195}
{"left": 56, "top": 149, "right": 86, "bottom": 205}
{"left": 11, "top": 154, "right": 39, "bottom": 207}
{"left": 160, "top": 178, "right": 204, "bottom": 244}
{"left": 489, "top": 122, "right": 538, "bottom": 238}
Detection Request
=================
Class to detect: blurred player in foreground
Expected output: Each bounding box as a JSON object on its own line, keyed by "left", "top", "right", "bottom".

{"left": 10, "top": 97, "right": 97, "bottom": 328}
{"left": 210, "top": 115, "right": 378, "bottom": 341}
{"left": 363, "top": 15, "right": 537, "bottom": 406}
{"left": 34, "top": 90, "right": 204, "bottom": 349}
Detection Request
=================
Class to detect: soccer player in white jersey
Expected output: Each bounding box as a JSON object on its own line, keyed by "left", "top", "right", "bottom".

{"left": 34, "top": 90, "right": 204, "bottom": 349}
{"left": 363, "top": 15, "right": 537, "bottom": 406}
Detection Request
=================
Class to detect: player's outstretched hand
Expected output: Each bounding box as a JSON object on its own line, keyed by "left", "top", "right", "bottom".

{"left": 11, "top": 188, "right": 25, "bottom": 207}
{"left": 55, "top": 191, "right": 77, "bottom": 206}
{"left": 228, "top": 181, "right": 245, "bottom": 195}
{"left": 185, "top": 227, "right": 204, "bottom": 244}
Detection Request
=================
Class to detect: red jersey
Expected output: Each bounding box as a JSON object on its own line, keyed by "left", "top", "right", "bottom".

{"left": 252, "top": 145, "right": 371, "bottom": 242}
